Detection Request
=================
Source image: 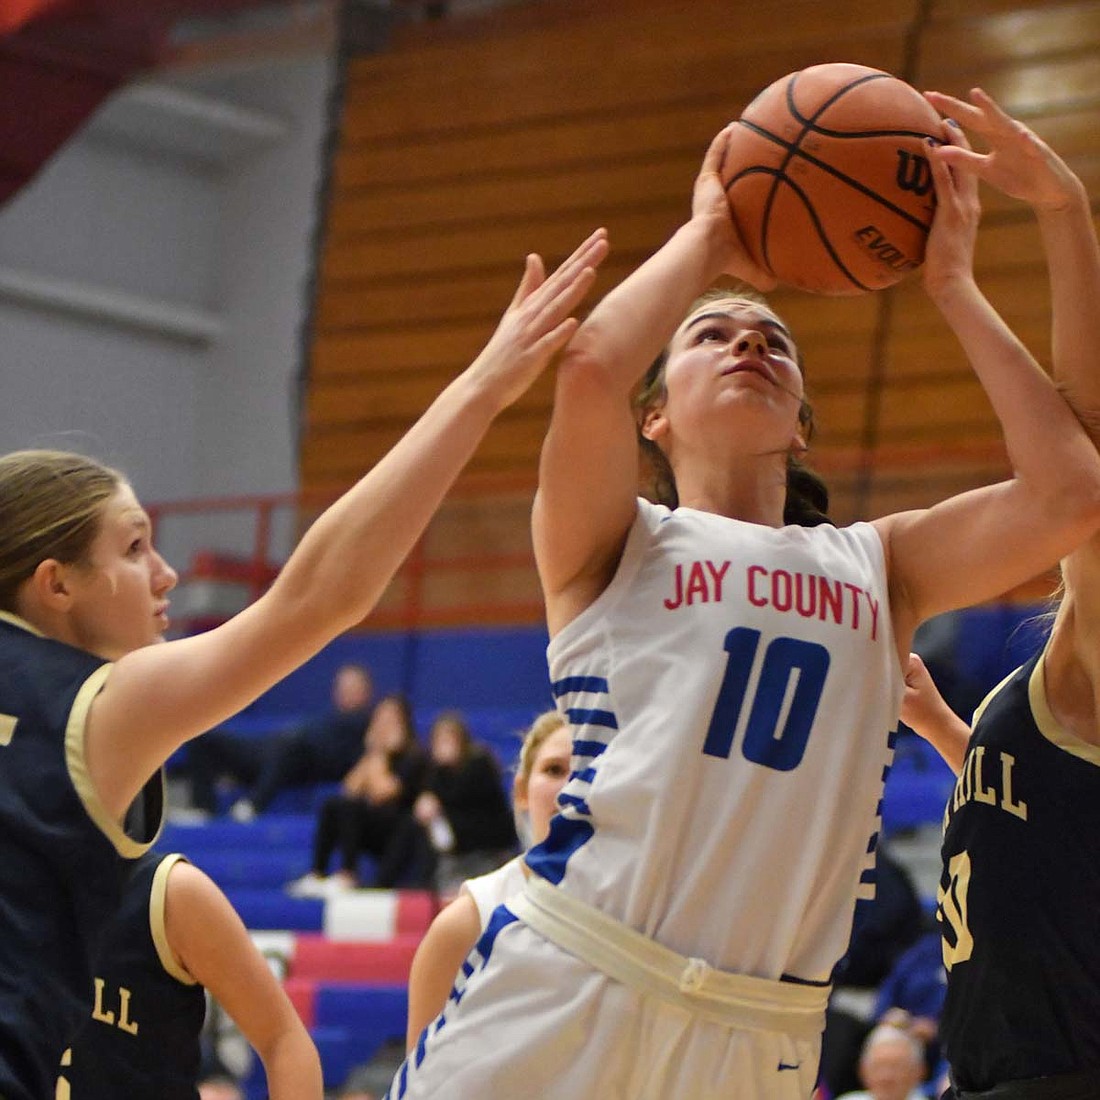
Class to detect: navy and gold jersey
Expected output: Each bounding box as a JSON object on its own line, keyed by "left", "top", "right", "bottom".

{"left": 59, "top": 852, "right": 206, "bottom": 1099}
{"left": 938, "top": 648, "right": 1100, "bottom": 1091}
{"left": 0, "top": 612, "right": 163, "bottom": 1100}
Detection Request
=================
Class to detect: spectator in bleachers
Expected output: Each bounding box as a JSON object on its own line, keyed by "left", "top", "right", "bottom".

{"left": 405, "top": 711, "right": 571, "bottom": 1048}
{"left": 398, "top": 711, "right": 519, "bottom": 894}
{"left": 184, "top": 663, "right": 374, "bottom": 820}
{"left": 819, "top": 848, "right": 927, "bottom": 1098}
{"left": 875, "top": 932, "right": 947, "bottom": 1085}
{"left": 288, "top": 694, "right": 428, "bottom": 895}
{"left": 59, "top": 850, "right": 322, "bottom": 1099}
{"left": 835, "top": 1024, "right": 928, "bottom": 1100}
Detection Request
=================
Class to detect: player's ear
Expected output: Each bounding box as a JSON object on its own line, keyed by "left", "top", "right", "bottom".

{"left": 29, "top": 559, "right": 75, "bottom": 611}
{"left": 512, "top": 775, "right": 529, "bottom": 814}
{"left": 641, "top": 405, "right": 668, "bottom": 443}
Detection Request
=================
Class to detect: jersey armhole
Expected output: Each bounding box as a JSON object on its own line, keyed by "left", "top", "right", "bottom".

{"left": 64, "top": 663, "right": 165, "bottom": 857}
{"left": 150, "top": 854, "right": 198, "bottom": 985}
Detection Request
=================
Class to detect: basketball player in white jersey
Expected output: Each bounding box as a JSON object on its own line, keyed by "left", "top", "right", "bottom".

{"left": 386, "top": 121, "right": 1100, "bottom": 1100}
{"left": 404, "top": 711, "right": 571, "bottom": 1047}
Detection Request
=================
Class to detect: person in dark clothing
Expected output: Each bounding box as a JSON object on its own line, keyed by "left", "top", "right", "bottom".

{"left": 396, "top": 711, "right": 519, "bottom": 891}
{"left": 288, "top": 693, "right": 428, "bottom": 894}
{"left": 820, "top": 848, "right": 928, "bottom": 1098}
{"left": 185, "top": 663, "right": 373, "bottom": 819}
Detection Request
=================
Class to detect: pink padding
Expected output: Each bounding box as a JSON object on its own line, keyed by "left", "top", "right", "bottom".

{"left": 283, "top": 977, "right": 316, "bottom": 1028}
{"left": 395, "top": 890, "right": 438, "bottom": 936}
{"left": 290, "top": 935, "right": 421, "bottom": 984}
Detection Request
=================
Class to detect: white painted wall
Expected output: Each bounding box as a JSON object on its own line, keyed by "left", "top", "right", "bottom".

{"left": 0, "top": 52, "right": 334, "bottom": 572}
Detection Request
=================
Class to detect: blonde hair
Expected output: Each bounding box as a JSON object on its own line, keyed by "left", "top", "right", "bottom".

{"left": 0, "top": 450, "right": 124, "bottom": 612}
{"left": 517, "top": 710, "right": 567, "bottom": 784}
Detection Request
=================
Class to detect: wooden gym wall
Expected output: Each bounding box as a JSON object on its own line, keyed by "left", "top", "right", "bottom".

{"left": 304, "top": 0, "right": 1100, "bottom": 624}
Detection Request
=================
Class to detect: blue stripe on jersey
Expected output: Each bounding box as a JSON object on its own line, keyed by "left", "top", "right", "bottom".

{"left": 551, "top": 675, "right": 609, "bottom": 696}
{"left": 385, "top": 905, "right": 520, "bottom": 1100}
{"left": 572, "top": 739, "right": 608, "bottom": 760}
{"left": 565, "top": 707, "right": 618, "bottom": 729}
{"left": 558, "top": 793, "right": 591, "bottom": 815}
{"left": 865, "top": 831, "right": 879, "bottom": 855}
{"left": 530, "top": 673, "right": 619, "bottom": 885}
{"left": 859, "top": 867, "right": 876, "bottom": 885}
{"left": 526, "top": 814, "right": 595, "bottom": 885}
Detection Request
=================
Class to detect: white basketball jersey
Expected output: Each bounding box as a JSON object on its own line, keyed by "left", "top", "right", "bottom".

{"left": 461, "top": 857, "right": 527, "bottom": 928}
{"left": 526, "top": 498, "right": 903, "bottom": 984}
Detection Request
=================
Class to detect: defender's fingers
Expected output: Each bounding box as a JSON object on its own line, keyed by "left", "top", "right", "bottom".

{"left": 510, "top": 254, "right": 545, "bottom": 307}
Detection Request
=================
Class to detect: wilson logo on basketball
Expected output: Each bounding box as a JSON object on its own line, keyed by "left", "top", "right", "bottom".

{"left": 895, "top": 150, "right": 933, "bottom": 196}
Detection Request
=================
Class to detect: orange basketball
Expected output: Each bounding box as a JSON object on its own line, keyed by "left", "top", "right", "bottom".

{"left": 721, "top": 63, "right": 943, "bottom": 296}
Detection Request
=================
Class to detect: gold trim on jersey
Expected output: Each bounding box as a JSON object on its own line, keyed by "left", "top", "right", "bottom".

{"left": 150, "top": 854, "right": 197, "bottom": 986}
{"left": 1030, "top": 649, "right": 1100, "bottom": 767}
{"left": 64, "top": 664, "right": 165, "bottom": 857}
{"left": 0, "top": 609, "right": 44, "bottom": 636}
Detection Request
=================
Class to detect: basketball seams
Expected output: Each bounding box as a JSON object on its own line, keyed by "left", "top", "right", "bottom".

{"left": 756, "top": 71, "right": 893, "bottom": 278}
{"left": 731, "top": 118, "right": 933, "bottom": 235}
{"left": 784, "top": 71, "right": 891, "bottom": 130}
{"left": 723, "top": 64, "right": 937, "bottom": 293}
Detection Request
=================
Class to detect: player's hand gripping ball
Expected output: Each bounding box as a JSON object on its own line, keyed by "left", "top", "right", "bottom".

{"left": 722, "top": 62, "right": 944, "bottom": 295}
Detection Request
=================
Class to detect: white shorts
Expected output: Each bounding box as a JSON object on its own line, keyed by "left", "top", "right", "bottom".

{"left": 387, "top": 900, "right": 822, "bottom": 1100}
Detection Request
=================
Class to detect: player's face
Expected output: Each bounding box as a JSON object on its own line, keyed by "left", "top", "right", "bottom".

{"left": 660, "top": 299, "right": 804, "bottom": 450}
{"left": 517, "top": 727, "right": 572, "bottom": 846}
{"left": 66, "top": 483, "right": 177, "bottom": 660}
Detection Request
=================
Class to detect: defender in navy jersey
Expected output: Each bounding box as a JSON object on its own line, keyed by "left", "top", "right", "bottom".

{"left": 58, "top": 851, "right": 319, "bottom": 1100}
{"left": 0, "top": 613, "right": 161, "bottom": 1100}
{"left": 900, "top": 88, "right": 1100, "bottom": 1100}
{"left": 387, "top": 113, "right": 1100, "bottom": 1100}
{"left": 0, "top": 233, "right": 604, "bottom": 1099}
{"left": 937, "top": 652, "right": 1100, "bottom": 1092}
{"left": 58, "top": 853, "right": 204, "bottom": 1100}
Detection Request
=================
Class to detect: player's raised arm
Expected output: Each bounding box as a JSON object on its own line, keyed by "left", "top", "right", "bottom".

{"left": 872, "top": 122, "right": 1100, "bottom": 650}
{"left": 534, "top": 129, "right": 773, "bottom": 633}
{"left": 76, "top": 230, "right": 606, "bottom": 820}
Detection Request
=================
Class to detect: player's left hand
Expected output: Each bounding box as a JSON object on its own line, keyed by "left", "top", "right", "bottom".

{"left": 923, "top": 87, "right": 1083, "bottom": 214}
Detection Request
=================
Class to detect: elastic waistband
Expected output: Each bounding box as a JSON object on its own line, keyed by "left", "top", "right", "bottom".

{"left": 511, "top": 876, "right": 828, "bottom": 1039}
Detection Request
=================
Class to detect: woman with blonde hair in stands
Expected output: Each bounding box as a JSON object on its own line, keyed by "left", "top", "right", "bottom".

{"left": 0, "top": 227, "right": 606, "bottom": 1100}
{"left": 405, "top": 710, "right": 571, "bottom": 1049}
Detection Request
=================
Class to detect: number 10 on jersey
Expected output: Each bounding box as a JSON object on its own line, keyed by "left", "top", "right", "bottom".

{"left": 702, "top": 627, "right": 830, "bottom": 772}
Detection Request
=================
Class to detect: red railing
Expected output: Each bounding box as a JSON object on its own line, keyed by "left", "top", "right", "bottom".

{"left": 146, "top": 436, "right": 1048, "bottom": 634}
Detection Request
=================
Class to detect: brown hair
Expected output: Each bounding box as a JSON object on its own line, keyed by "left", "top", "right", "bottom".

{"left": 0, "top": 450, "right": 125, "bottom": 612}
{"left": 429, "top": 709, "right": 473, "bottom": 760}
{"left": 633, "top": 290, "right": 829, "bottom": 527}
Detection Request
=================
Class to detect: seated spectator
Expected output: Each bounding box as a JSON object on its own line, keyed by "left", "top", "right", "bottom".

{"left": 405, "top": 711, "right": 571, "bottom": 1046}
{"left": 402, "top": 711, "right": 519, "bottom": 893}
{"left": 185, "top": 663, "right": 374, "bottom": 819}
{"left": 288, "top": 694, "right": 427, "bottom": 895}
{"left": 836, "top": 1024, "right": 928, "bottom": 1100}
{"left": 820, "top": 847, "right": 927, "bottom": 1097}
{"left": 875, "top": 930, "right": 948, "bottom": 1086}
